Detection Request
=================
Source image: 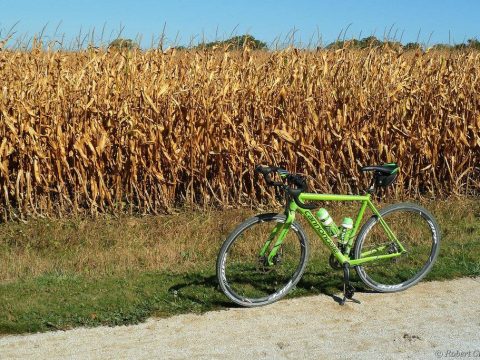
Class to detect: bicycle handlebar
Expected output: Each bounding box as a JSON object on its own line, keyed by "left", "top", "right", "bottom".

{"left": 255, "top": 165, "right": 317, "bottom": 210}
{"left": 254, "top": 165, "right": 284, "bottom": 187}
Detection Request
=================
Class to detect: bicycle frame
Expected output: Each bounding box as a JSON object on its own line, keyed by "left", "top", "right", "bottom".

{"left": 259, "top": 193, "right": 407, "bottom": 266}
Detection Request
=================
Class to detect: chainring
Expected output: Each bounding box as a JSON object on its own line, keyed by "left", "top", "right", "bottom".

{"left": 329, "top": 253, "right": 343, "bottom": 270}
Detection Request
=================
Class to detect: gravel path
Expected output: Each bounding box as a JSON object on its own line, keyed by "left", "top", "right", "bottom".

{"left": 1, "top": 277, "right": 479, "bottom": 360}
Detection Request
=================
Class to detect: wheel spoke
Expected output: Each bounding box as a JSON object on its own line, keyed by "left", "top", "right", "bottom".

{"left": 355, "top": 204, "right": 440, "bottom": 291}
{"left": 217, "top": 214, "right": 308, "bottom": 306}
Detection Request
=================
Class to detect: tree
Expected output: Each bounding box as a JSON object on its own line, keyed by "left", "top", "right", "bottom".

{"left": 467, "top": 38, "right": 480, "bottom": 50}
{"left": 197, "top": 35, "right": 267, "bottom": 50}
{"left": 108, "top": 38, "right": 139, "bottom": 51}
{"left": 359, "top": 36, "right": 382, "bottom": 48}
{"left": 403, "top": 42, "right": 422, "bottom": 51}
{"left": 326, "top": 36, "right": 383, "bottom": 49}
{"left": 453, "top": 43, "right": 467, "bottom": 50}
{"left": 430, "top": 43, "right": 452, "bottom": 50}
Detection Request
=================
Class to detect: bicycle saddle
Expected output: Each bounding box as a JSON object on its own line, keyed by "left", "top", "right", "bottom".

{"left": 360, "top": 163, "right": 399, "bottom": 175}
{"left": 360, "top": 163, "right": 399, "bottom": 188}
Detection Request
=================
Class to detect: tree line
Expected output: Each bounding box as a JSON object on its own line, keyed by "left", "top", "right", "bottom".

{"left": 108, "top": 35, "right": 480, "bottom": 51}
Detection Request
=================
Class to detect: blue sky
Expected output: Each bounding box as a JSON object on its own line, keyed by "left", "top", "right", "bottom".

{"left": 1, "top": 0, "right": 479, "bottom": 48}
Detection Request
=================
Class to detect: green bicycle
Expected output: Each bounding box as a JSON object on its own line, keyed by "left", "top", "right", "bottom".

{"left": 216, "top": 164, "right": 441, "bottom": 306}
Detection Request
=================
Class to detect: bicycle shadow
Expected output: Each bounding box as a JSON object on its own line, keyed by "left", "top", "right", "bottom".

{"left": 168, "top": 273, "right": 239, "bottom": 309}
{"left": 297, "top": 270, "right": 378, "bottom": 304}
{"left": 167, "top": 270, "right": 377, "bottom": 309}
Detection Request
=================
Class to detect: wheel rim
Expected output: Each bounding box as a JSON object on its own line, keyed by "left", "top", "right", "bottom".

{"left": 356, "top": 207, "right": 439, "bottom": 290}
{"left": 220, "top": 217, "right": 306, "bottom": 305}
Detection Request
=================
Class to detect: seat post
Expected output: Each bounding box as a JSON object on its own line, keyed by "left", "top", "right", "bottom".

{"left": 366, "top": 177, "right": 376, "bottom": 195}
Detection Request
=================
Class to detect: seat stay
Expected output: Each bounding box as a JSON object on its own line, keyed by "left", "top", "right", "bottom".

{"left": 368, "top": 204, "right": 407, "bottom": 253}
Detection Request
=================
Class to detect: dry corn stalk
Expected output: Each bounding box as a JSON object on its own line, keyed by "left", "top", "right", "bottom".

{"left": 0, "top": 46, "right": 479, "bottom": 220}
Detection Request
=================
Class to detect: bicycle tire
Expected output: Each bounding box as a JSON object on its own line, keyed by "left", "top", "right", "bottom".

{"left": 354, "top": 203, "right": 441, "bottom": 292}
{"left": 216, "top": 213, "right": 309, "bottom": 307}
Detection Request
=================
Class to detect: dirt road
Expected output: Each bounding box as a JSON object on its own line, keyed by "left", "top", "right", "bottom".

{"left": 1, "top": 277, "right": 479, "bottom": 360}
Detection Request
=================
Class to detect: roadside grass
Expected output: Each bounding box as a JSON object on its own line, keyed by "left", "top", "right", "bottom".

{"left": 0, "top": 198, "right": 479, "bottom": 334}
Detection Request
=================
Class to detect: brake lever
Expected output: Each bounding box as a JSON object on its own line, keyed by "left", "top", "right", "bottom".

{"left": 286, "top": 175, "right": 318, "bottom": 210}
{"left": 255, "top": 166, "right": 284, "bottom": 187}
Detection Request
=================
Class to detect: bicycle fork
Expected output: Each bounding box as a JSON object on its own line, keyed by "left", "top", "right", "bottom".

{"left": 259, "top": 212, "right": 296, "bottom": 266}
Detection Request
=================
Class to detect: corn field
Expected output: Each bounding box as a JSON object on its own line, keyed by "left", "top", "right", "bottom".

{"left": 0, "top": 46, "right": 479, "bottom": 220}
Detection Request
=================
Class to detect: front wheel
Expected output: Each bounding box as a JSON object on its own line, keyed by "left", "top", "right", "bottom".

{"left": 354, "top": 203, "right": 441, "bottom": 292}
{"left": 216, "top": 213, "right": 309, "bottom": 307}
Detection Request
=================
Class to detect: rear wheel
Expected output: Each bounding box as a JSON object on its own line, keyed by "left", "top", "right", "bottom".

{"left": 216, "top": 213, "right": 309, "bottom": 307}
{"left": 354, "top": 203, "right": 440, "bottom": 292}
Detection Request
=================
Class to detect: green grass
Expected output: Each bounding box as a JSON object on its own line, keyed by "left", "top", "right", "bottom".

{"left": 0, "top": 271, "right": 226, "bottom": 333}
{"left": 0, "top": 199, "right": 479, "bottom": 334}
